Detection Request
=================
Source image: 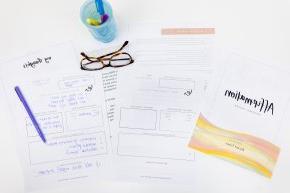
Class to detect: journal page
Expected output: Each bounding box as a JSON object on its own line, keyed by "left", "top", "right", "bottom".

{"left": 0, "top": 43, "right": 114, "bottom": 191}
{"left": 188, "top": 53, "right": 290, "bottom": 178}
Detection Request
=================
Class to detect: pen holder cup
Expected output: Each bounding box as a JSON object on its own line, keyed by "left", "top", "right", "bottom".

{"left": 80, "top": 0, "right": 117, "bottom": 43}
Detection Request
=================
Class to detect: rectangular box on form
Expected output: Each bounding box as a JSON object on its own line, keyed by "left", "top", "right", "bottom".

{"left": 119, "top": 107, "right": 157, "bottom": 130}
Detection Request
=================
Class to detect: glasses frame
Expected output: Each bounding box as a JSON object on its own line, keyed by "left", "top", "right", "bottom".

{"left": 80, "top": 41, "right": 134, "bottom": 71}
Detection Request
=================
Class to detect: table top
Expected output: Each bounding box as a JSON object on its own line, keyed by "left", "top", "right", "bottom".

{"left": 0, "top": 0, "right": 290, "bottom": 193}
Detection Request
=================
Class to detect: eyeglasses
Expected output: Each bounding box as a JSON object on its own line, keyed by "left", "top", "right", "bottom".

{"left": 80, "top": 41, "right": 134, "bottom": 71}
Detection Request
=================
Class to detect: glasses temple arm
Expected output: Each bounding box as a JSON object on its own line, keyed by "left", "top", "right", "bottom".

{"left": 80, "top": 52, "right": 98, "bottom": 62}
{"left": 97, "top": 41, "right": 130, "bottom": 59}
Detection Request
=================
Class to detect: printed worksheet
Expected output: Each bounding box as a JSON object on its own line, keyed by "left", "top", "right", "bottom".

{"left": 78, "top": 23, "right": 215, "bottom": 128}
{"left": 188, "top": 53, "right": 290, "bottom": 178}
{"left": 111, "top": 66, "right": 210, "bottom": 184}
{"left": 0, "top": 43, "right": 114, "bottom": 191}
{"left": 128, "top": 23, "right": 215, "bottom": 71}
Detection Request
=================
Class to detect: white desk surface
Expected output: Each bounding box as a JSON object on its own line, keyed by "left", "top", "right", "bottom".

{"left": 1, "top": 0, "right": 290, "bottom": 193}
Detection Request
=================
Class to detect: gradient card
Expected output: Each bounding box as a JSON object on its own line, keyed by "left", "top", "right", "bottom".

{"left": 188, "top": 53, "right": 290, "bottom": 178}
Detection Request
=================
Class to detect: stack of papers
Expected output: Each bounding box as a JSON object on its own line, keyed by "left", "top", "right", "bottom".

{"left": 0, "top": 23, "right": 288, "bottom": 192}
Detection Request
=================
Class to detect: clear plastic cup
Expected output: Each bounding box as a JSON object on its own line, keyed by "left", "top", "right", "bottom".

{"left": 80, "top": 0, "right": 117, "bottom": 43}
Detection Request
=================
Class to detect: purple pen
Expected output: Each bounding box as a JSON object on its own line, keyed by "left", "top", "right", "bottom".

{"left": 101, "top": 14, "right": 109, "bottom": 23}
{"left": 15, "top": 86, "right": 47, "bottom": 143}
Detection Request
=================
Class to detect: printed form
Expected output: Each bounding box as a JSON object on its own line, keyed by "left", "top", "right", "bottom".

{"left": 108, "top": 24, "right": 216, "bottom": 184}
{"left": 0, "top": 43, "right": 114, "bottom": 191}
{"left": 100, "top": 23, "right": 215, "bottom": 125}
{"left": 111, "top": 66, "right": 210, "bottom": 184}
{"left": 81, "top": 24, "right": 215, "bottom": 128}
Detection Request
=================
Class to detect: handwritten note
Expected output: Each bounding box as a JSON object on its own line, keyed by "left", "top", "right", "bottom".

{"left": 0, "top": 42, "right": 113, "bottom": 191}
{"left": 23, "top": 56, "right": 52, "bottom": 69}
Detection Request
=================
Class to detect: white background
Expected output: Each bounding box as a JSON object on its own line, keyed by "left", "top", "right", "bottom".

{"left": 1, "top": 0, "right": 290, "bottom": 193}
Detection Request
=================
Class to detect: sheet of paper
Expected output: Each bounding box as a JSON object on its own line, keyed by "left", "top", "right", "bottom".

{"left": 188, "top": 53, "right": 290, "bottom": 178}
{"left": 127, "top": 23, "right": 215, "bottom": 71}
{"left": 81, "top": 45, "right": 125, "bottom": 125}
{"left": 0, "top": 43, "right": 114, "bottom": 192}
{"left": 84, "top": 23, "right": 215, "bottom": 127}
{"left": 111, "top": 66, "right": 210, "bottom": 184}
{"left": 102, "top": 23, "right": 216, "bottom": 184}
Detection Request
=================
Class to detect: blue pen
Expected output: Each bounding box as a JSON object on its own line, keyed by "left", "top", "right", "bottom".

{"left": 95, "top": 0, "right": 109, "bottom": 23}
{"left": 95, "top": 0, "right": 105, "bottom": 16}
{"left": 15, "top": 86, "right": 46, "bottom": 143}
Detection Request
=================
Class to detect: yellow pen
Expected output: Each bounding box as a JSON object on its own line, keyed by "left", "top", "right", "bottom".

{"left": 86, "top": 17, "right": 101, "bottom": 26}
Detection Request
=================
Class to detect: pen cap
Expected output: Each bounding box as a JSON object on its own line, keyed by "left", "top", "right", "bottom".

{"left": 80, "top": 0, "right": 117, "bottom": 43}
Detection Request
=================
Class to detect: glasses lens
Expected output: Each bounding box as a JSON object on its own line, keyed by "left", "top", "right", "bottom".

{"left": 81, "top": 61, "right": 104, "bottom": 70}
{"left": 110, "top": 53, "right": 132, "bottom": 67}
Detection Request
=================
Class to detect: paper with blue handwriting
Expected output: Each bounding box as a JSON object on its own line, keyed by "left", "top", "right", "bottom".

{"left": 0, "top": 42, "right": 114, "bottom": 191}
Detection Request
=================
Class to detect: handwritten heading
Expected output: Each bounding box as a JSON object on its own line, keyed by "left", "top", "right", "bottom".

{"left": 23, "top": 56, "right": 52, "bottom": 69}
